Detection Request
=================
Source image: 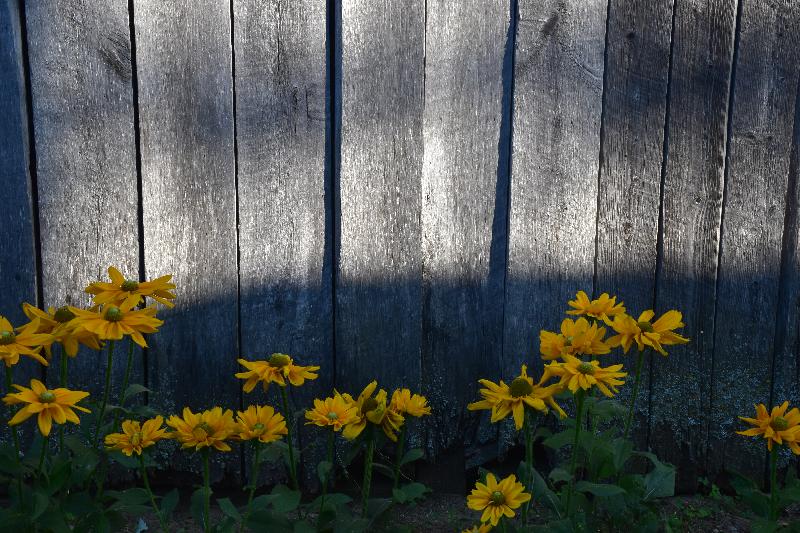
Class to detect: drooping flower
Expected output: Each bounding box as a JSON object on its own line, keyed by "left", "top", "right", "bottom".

{"left": 567, "top": 291, "right": 626, "bottom": 323}
{"left": 462, "top": 525, "right": 493, "bottom": 533}
{"left": 235, "top": 405, "right": 287, "bottom": 443}
{"left": 737, "top": 402, "right": 800, "bottom": 453}
{"left": 539, "top": 317, "right": 610, "bottom": 360}
{"left": 85, "top": 266, "right": 176, "bottom": 309}
{"left": 467, "top": 473, "right": 531, "bottom": 526}
{"left": 3, "top": 379, "right": 90, "bottom": 436}
{"left": 0, "top": 316, "right": 51, "bottom": 367}
{"left": 166, "top": 407, "right": 237, "bottom": 452}
{"left": 305, "top": 392, "right": 359, "bottom": 431}
{"left": 236, "top": 353, "right": 319, "bottom": 393}
{"left": 341, "top": 381, "right": 405, "bottom": 442}
{"left": 539, "top": 355, "right": 626, "bottom": 397}
{"left": 22, "top": 303, "right": 101, "bottom": 357}
{"left": 69, "top": 301, "right": 163, "bottom": 348}
{"left": 104, "top": 416, "right": 168, "bottom": 456}
{"left": 390, "top": 388, "right": 431, "bottom": 417}
{"left": 606, "top": 310, "right": 690, "bottom": 355}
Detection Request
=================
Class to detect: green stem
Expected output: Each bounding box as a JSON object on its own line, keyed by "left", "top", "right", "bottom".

{"left": 361, "top": 432, "right": 375, "bottom": 518}
{"left": 393, "top": 424, "right": 407, "bottom": 490}
{"left": 202, "top": 448, "right": 211, "bottom": 533}
{"left": 279, "top": 386, "right": 298, "bottom": 490}
{"left": 565, "top": 389, "right": 586, "bottom": 517}
{"left": 37, "top": 433, "right": 49, "bottom": 479}
{"left": 623, "top": 349, "right": 646, "bottom": 439}
{"left": 240, "top": 442, "right": 261, "bottom": 533}
{"left": 114, "top": 339, "right": 135, "bottom": 432}
{"left": 523, "top": 410, "right": 534, "bottom": 523}
{"left": 4, "top": 365, "right": 23, "bottom": 505}
{"left": 93, "top": 340, "right": 115, "bottom": 446}
{"left": 320, "top": 429, "right": 335, "bottom": 518}
{"left": 770, "top": 446, "right": 779, "bottom": 521}
{"left": 59, "top": 346, "right": 68, "bottom": 453}
{"left": 140, "top": 454, "right": 168, "bottom": 533}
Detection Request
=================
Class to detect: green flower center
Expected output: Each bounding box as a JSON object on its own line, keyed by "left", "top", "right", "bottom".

{"left": 362, "top": 398, "right": 378, "bottom": 414}
{"left": 577, "top": 362, "right": 595, "bottom": 375}
{"left": 268, "top": 353, "right": 291, "bottom": 368}
{"left": 563, "top": 336, "right": 573, "bottom": 347}
{"left": 771, "top": 417, "right": 789, "bottom": 432}
{"left": 195, "top": 422, "right": 213, "bottom": 434}
{"left": 0, "top": 331, "right": 15, "bottom": 345}
{"left": 54, "top": 306, "right": 75, "bottom": 323}
{"left": 39, "top": 391, "right": 56, "bottom": 403}
{"left": 491, "top": 491, "right": 505, "bottom": 505}
{"left": 121, "top": 280, "right": 140, "bottom": 292}
{"left": 327, "top": 412, "right": 339, "bottom": 420}
{"left": 131, "top": 432, "right": 143, "bottom": 446}
{"left": 253, "top": 423, "right": 266, "bottom": 433}
{"left": 637, "top": 321, "right": 654, "bottom": 333}
{"left": 509, "top": 377, "right": 534, "bottom": 398}
{"left": 104, "top": 306, "right": 123, "bottom": 322}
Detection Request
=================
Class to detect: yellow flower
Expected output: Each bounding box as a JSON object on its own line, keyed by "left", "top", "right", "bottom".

{"left": 0, "top": 316, "right": 51, "bottom": 367}
{"left": 737, "top": 402, "right": 800, "bottom": 453}
{"left": 235, "top": 405, "right": 287, "bottom": 443}
{"left": 104, "top": 416, "right": 168, "bottom": 456}
{"left": 539, "top": 317, "right": 610, "bottom": 361}
{"left": 567, "top": 291, "right": 626, "bottom": 323}
{"left": 236, "top": 353, "right": 320, "bottom": 393}
{"left": 166, "top": 407, "right": 237, "bottom": 452}
{"left": 390, "top": 389, "right": 431, "bottom": 417}
{"left": 607, "top": 310, "right": 690, "bottom": 355}
{"left": 341, "top": 381, "right": 405, "bottom": 442}
{"left": 69, "top": 302, "right": 163, "bottom": 348}
{"left": 540, "top": 355, "right": 626, "bottom": 397}
{"left": 3, "top": 379, "right": 90, "bottom": 436}
{"left": 305, "top": 392, "right": 359, "bottom": 431}
{"left": 22, "top": 303, "right": 101, "bottom": 357}
{"left": 85, "top": 266, "right": 176, "bottom": 309}
{"left": 462, "top": 525, "right": 493, "bottom": 533}
{"left": 467, "top": 365, "right": 566, "bottom": 430}
{"left": 467, "top": 473, "right": 531, "bottom": 526}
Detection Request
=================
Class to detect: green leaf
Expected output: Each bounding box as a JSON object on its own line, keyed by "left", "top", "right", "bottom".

{"left": 247, "top": 510, "right": 292, "bottom": 532}
{"left": 122, "top": 384, "right": 151, "bottom": 403}
{"left": 543, "top": 429, "right": 573, "bottom": 450}
{"left": 107, "top": 488, "right": 151, "bottom": 506}
{"left": 190, "top": 487, "right": 210, "bottom": 526}
{"left": 529, "top": 467, "right": 563, "bottom": 518}
{"left": 365, "top": 497, "right": 392, "bottom": 519}
{"left": 549, "top": 467, "right": 572, "bottom": 484}
{"left": 293, "top": 521, "right": 317, "bottom": 533}
{"left": 318, "top": 460, "right": 333, "bottom": 485}
{"left": 267, "top": 484, "right": 301, "bottom": 513}
{"left": 574, "top": 481, "right": 626, "bottom": 497}
{"left": 750, "top": 518, "right": 779, "bottom": 533}
{"left": 372, "top": 461, "right": 394, "bottom": 479}
{"left": 217, "top": 497, "right": 241, "bottom": 522}
{"left": 161, "top": 488, "right": 180, "bottom": 519}
{"left": 309, "top": 492, "right": 352, "bottom": 512}
{"left": 31, "top": 490, "right": 50, "bottom": 520}
{"left": 397, "top": 482, "right": 429, "bottom": 504}
{"left": 399, "top": 448, "right": 424, "bottom": 466}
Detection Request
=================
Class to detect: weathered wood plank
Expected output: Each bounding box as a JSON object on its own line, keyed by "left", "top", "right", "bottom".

{"left": 504, "top": 0, "right": 607, "bottom": 388}
{"left": 594, "top": 0, "right": 673, "bottom": 441}
{"left": 336, "top": 0, "right": 425, "bottom": 392}
{"left": 134, "top": 0, "right": 239, "bottom": 475}
{"left": 232, "top": 0, "right": 331, "bottom": 484}
{"left": 709, "top": 0, "right": 800, "bottom": 479}
{"left": 25, "top": 0, "right": 140, "bottom": 394}
{"left": 648, "top": 0, "right": 736, "bottom": 491}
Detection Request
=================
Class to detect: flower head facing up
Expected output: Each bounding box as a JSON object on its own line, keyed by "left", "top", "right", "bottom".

{"left": 539, "top": 317, "right": 610, "bottom": 361}
{"left": 105, "top": 416, "right": 168, "bottom": 456}
{"left": 166, "top": 407, "right": 237, "bottom": 452}
{"left": 236, "top": 354, "right": 320, "bottom": 393}
{"left": 467, "top": 473, "right": 531, "bottom": 526}
{"left": 3, "top": 379, "right": 90, "bottom": 436}
{"left": 235, "top": 405, "right": 288, "bottom": 443}
{"left": 0, "top": 316, "right": 51, "bottom": 367}
{"left": 341, "top": 381, "right": 405, "bottom": 441}
{"left": 305, "top": 392, "right": 359, "bottom": 431}
{"left": 737, "top": 401, "right": 800, "bottom": 453}
{"left": 69, "top": 301, "right": 163, "bottom": 348}
{"left": 390, "top": 388, "right": 431, "bottom": 418}
{"left": 567, "top": 291, "right": 626, "bottom": 323}
{"left": 607, "top": 310, "right": 689, "bottom": 355}
{"left": 22, "top": 303, "right": 101, "bottom": 358}
{"left": 540, "top": 355, "right": 626, "bottom": 398}
{"left": 85, "top": 266, "right": 176, "bottom": 309}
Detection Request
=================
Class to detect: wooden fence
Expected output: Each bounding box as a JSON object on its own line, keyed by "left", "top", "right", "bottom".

{"left": 1, "top": 0, "right": 799, "bottom": 491}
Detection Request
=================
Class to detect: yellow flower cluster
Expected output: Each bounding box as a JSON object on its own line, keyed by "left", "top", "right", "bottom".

{"left": 467, "top": 473, "right": 531, "bottom": 526}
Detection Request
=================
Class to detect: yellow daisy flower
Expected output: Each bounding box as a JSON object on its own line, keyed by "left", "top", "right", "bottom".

{"left": 0, "top": 316, "right": 51, "bottom": 367}
{"left": 3, "top": 379, "right": 90, "bottom": 436}
{"left": 104, "top": 416, "right": 168, "bottom": 456}
{"left": 607, "top": 310, "right": 690, "bottom": 355}
{"left": 22, "top": 303, "right": 101, "bottom": 357}
{"left": 85, "top": 266, "right": 176, "bottom": 309}
{"left": 540, "top": 355, "right": 626, "bottom": 397}
{"left": 69, "top": 302, "right": 163, "bottom": 348}
{"left": 341, "top": 381, "right": 405, "bottom": 442}
{"left": 462, "top": 524, "right": 493, "bottom": 533}
{"left": 235, "top": 405, "right": 287, "bottom": 443}
{"left": 166, "top": 407, "right": 237, "bottom": 452}
{"left": 467, "top": 473, "right": 531, "bottom": 526}
{"left": 390, "top": 388, "right": 431, "bottom": 417}
{"left": 539, "top": 317, "right": 610, "bottom": 361}
{"left": 566, "top": 291, "right": 626, "bottom": 323}
{"left": 235, "top": 353, "right": 320, "bottom": 393}
{"left": 737, "top": 402, "right": 800, "bottom": 453}
{"left": 305, "top": 392, "right": 359, "bottom": 431}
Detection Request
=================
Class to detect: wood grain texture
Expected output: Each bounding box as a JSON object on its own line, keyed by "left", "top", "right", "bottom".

{"left": 648, "top": 0, "right": 736, "bottom": 491}
{"left": 134, "top": 0, "right": 239, "bottom": 476}
{"left": 336, "top": 0, "right": 425, "bottom": 392}
{"left": 421, "top": 0, "right": 509, "bottom": 462}
{"left": 709, "top": 0, "right": 800, "bottom": 478}
{"left": 504, "top": 0, "right": 607, "bottom": 382}
{"left": 232, "top": 0, "right": 331, "bottom": 484}
{"left": 594, "top": 0, "right": 674, "bottom": 440}
{"left": 25, "top": 0, "right": 140, "bottom": 394}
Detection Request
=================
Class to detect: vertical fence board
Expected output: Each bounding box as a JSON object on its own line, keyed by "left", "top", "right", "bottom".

{"left": 709, "top": 0, "right": 800, "bottom": 479}
{"left": 648, "top": 0, "right": 736, "bottom": 490}
{"left": 135, "top": 0, "right": 239, "bottom": 475}
{"left": 504, "top": 0, "right": 607, "bottom": 381}
{"left": 232, "top": 0, "right": 331, "bottom": 483}
{"left": 421, "top": 0, "right": 509, "bottom": 465}
{"left": 25, "top": 0, "right": 140, "bottom": 395}
{"left": 336, "top": 1, "right": 425, "bottom": 392}
{"left": 595, "top": 0, "right": 673, "bottom": 440}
